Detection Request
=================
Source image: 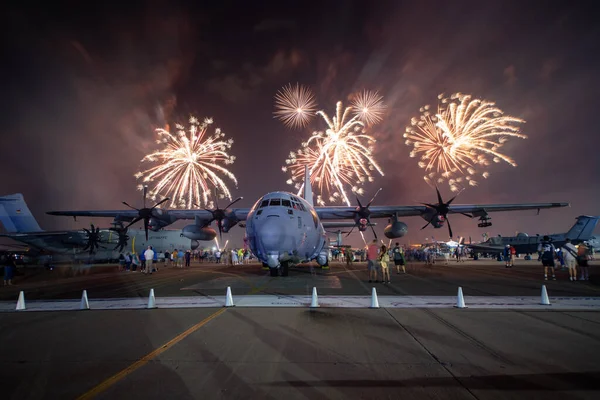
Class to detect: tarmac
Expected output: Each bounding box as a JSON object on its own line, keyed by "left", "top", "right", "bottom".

{"left": 1, "top": 259, "right": 599, "bottom": 399}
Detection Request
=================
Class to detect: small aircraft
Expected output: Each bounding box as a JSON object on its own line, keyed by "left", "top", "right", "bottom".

{"left": 466, "top": 215, "right": 599, "bottom": 255}
{"left": 0, "top": 194, "right": 197, "bottom": 263}
{"left": 47, "top": 167, "right": 569, "bottom": 276}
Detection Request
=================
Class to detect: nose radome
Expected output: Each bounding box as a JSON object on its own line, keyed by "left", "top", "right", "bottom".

{"left": 258, "top": 216, "right": 284, "bottom": 252}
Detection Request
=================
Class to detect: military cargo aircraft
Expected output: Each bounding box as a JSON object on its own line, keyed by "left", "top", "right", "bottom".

{"left": 47, "top": 167, "right": 569, "bottom": 276}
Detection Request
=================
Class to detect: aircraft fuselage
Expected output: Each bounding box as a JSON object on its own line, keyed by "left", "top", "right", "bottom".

{"left": 245, "top": 191, "right": 327, "bottom": 273}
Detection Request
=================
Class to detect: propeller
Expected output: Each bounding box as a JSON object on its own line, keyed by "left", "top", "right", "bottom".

{"left": 109, "top": 227, "right": 130, "bottom": 253}
{"left": 122, "top": 186, "right": 169, "bottom": 241}
{"left": 83, "top": 224, "right": 104, "bottom": 255}
{"left": 346, "top": 188, "right": 382, "bottom": 239}
{"left": 198, "top": 189, "right": 243, "bottom": 240}
{"left": 420, "top": 186, "right": 472, "bottom": 238}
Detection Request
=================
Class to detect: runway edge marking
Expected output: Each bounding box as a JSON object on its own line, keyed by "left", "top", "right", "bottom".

{"left": 76, "top": 308, "right": 226, "bottom": 400}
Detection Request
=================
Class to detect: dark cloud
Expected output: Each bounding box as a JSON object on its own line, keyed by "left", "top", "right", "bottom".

{"left": 1, "top": 1, "right": 599, "bottom": 248}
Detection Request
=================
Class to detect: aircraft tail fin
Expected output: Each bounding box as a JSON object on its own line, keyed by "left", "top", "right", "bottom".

{"left": 303, "top": 166, "right": 314, "bottom": 207}
{"left": 565, "top": 215, "right": 599, "bottom": 241}
{"left": 0, "top": 194, "right": 43, "bottom": 233}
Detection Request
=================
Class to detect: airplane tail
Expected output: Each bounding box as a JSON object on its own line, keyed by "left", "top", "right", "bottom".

{"left": 564, "top": 215, "right": 599, "bottom": 241}
{"left": 0, "top": 194, "right": 43, "bottom": 233}
{"left": 303, "top": 166, "right": 314, "bottom": 207}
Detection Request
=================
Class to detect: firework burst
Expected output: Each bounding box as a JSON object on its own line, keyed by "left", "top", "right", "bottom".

{"left": 404, "top": 93, "right": 527, "bottom": 192}
{"left": 273, "top": 83, "right": 317, "bottom": 129}
{"left": 282, "top": 100, "right": 384, "bottom": 206}
{"left": 351, "top": 90, "right": 386, "bottom": 125}
{"left": 135, "top": 116, "right": 238, "bottom": 209}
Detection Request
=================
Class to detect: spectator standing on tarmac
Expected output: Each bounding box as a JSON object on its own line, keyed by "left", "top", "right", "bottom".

{"left": 144, "top": 246, "right": 155, "bottom": 275}
{"left": 379, "top": 245, "right": 391, "bottom": 284}
{"left": 366, "top": 239, "right": 379, "bottom": 283}
{"left": 503, "top": 245, "right": 513, "bottom": 268}
{"left": 538, "top": 236, "right": 556, "bottom": 281}
{"left": 392, "top": 242, "right": 406, "bottom": 274}
{"left": 185, "top": 250, "right": 191, "bottom": 268}
{"left": 577, "top": 242, "right": 590, "bottom": 281}
{"left": 561, "top": 238, "right": 578, "bottom": 281}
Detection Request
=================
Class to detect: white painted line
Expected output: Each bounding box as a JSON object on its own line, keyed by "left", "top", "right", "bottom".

{"left": 1, "top": 295, "right": 600, "bottom": 312}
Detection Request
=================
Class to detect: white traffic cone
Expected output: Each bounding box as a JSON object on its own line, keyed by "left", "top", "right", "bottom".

{"left": 147, "top": 288, "right": 157, "bottom": 309}
{"left": 16, "top": 291, "right": 26, "bottom": 311}
{"left": 310, "top": 287, "right": 319, "bottom": 308}
{"left": 540, "top": 285, "right": 551, "bottom": 305}
{"left": 225, "top": 286, "right": 235, "bottom": 307}
{"left": 80, "top": 290, "right": 90, "bottom": 310}
{"left": 455, "top": 287, "right": 467, "bottom": 308}
{"left": 370, "top": 287, "right": 380, "bottom": 309}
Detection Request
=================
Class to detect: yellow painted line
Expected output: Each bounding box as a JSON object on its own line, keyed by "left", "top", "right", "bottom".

{"left": 76, "top": 308, "right": 226, "bottom": 400}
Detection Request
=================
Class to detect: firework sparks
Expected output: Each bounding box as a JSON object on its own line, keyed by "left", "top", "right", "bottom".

{"left": 135, "top": 116, "right": 238, "bottom": 209}
{"left": 351, "top": 90, "right": 386, "bottom": 126}
{"left": 282, "top": 100, "right": 384, "bottom": 206}
{"left": 404, "top": 93, "right": 526, "bottom": 192}
{"left": 273, "top": 83, "right": 317, "bottom": 129}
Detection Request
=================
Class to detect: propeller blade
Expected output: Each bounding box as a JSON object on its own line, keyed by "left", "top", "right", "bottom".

{"left": 421, "top": 220, "right": 431, "bottom": 230}
{"left": 125, "top": 217, "right": 142, "bottom": 229}
{"left": 459, "top": 213, "right": 473, "bottom": 218}
{"left": 435, "top": 186, "right": 444, "bottom": 205}
{"left": 366, "top": 188, "right": 382, "bottom": 208}
{"left": 151, "top": 198, "right": 170, "bottom": 209}
{"left": 217, "top": 220, "right": 223, "bottom": 240}
{"left": 144, "top": 218, "right": 149, "bottom": 241}
{"left": 122, "top": 202, "right": 139, "bottom": 211}
{"left": 369, "top": 220, "right": 378, "bottom": 239}
{"left": 345, "top": 225, "right": 356, "bottom": 237}
{"left": 355, "top": 196, "right": 363, "bottom": 209}
{"left": 447, "top": 217, "right": 453, "bottom": 238}
{"left": 143, "top": 185, "right": 148, "bottom": 209}
{"left": 225, "top": 197, "right": 243, "bottom": 209}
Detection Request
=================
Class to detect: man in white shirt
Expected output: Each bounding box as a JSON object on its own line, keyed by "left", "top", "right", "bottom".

{"left": 144, "top": 246, "right": 155, "bottom": 274}
{"left": 561, "top": 238, "right": 578, "bottom": 281}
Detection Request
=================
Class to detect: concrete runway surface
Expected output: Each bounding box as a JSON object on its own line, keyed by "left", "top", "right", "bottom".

{"left": 1, "top": 260, "right": 599, "bottom": 399}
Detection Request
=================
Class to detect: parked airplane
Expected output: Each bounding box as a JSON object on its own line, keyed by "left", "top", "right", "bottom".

{"left": 467, "top": 215, "right": 599, "bottom": 255}
{"left": 0, "top": 194, "right": 198, "bottom": 263}
{"left": 47, "top": 167, "right": 569, "bottom": 276}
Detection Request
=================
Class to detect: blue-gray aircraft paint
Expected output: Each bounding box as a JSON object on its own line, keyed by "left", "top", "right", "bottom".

{"left": 0, "top": 194, "right": 196, "bottom": 262}
{"left": 469, "top": 215, "right": 599, "bottom": 254}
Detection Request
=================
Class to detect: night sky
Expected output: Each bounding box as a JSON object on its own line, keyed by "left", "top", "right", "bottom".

{"left": 1, "top": 1, "right": 599, "bottom": 248}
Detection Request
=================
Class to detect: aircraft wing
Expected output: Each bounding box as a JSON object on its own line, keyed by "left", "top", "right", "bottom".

{"left": 466, "top": 243, "right": 505, "bottom": 254}
{"left": 47, "top": 209, "right": 251, "bottom": 222}
{"left": 315, "top": 203, "right": 569, "bottom": 220}
{"left": 322, "top": 221, "right": 376, "bottom": 229}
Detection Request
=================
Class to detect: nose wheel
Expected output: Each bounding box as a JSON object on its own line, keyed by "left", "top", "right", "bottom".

{"left": 267, "top": 261, "right": 289, "bottom": 277}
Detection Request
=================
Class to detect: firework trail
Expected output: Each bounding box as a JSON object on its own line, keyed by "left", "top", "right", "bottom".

{"left": 403, "top": 93, "right": 526, "bottom": 192}
{"left": 135, "top": 116, "right": 237, "bottom": 209}
{"left": 273, "top": 83, "right": 317, "bottom": 129}
{"left": 282, "top": 100, "right": 384, "bottom": 206}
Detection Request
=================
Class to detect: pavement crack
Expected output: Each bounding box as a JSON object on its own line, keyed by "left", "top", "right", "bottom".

{"left": 383, "top": 308, "right": 480, "bottom": 400}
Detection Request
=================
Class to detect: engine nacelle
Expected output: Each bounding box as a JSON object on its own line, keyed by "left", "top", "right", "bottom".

{"left": 384, "top": 221, "right": 409, "bottom": 239}
{"left": 420, "top": 213, "right": 445, "bottom": 229}
{"left": 148, "top": 218, "right": 170, "bottom": 232}
{"left": 190, "top": 240, "right": 200, "bottom": 250}
{"left": 181, "top": 225, "right": 217, "bottom": 241}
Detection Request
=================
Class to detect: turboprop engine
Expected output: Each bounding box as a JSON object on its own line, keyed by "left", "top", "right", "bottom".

{"left": 384, "top": 221, "right": 408, "bottom": 239}
{"left": 181, "top": 225, "right": 217, "bottom": 241}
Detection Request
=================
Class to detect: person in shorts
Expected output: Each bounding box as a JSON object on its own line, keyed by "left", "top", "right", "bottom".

{"left": 392, "top": 242, "right": 406, "bottom": 274}
{"left": 366, "top": 239, "right": 379, "bottom": 283}
{"left": 538, "top": 236, "right": 556, "bottom": 280}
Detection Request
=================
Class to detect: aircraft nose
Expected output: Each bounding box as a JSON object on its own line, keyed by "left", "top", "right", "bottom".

{"left": 257, "top": 216, "right": 285, "bottom": 252}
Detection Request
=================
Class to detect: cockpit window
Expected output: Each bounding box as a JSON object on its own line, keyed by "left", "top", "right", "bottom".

{"left": 282, "top": 199, "right": 291, "bottom": 208}
{"left": 260, "top": 200, "right": 269, "bottom": 208}
{"left": 270, "top": 199, "right": 281, "bottom": 206}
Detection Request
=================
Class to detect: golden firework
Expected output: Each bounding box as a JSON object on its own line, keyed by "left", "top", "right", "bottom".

{"left": 404, "top": 93, "right": 526, "bottom": 192}
{"left": 351, "top": 90, "right": 386, "bottom": 126}
{"left": 273, "top": 83, "right": 317, "bottom": 129}
{"left": 135, "top": 116, "right": 237, "bottom": 209}
{"left": 283, "top": 101, "right": 384, "bottom": 206}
